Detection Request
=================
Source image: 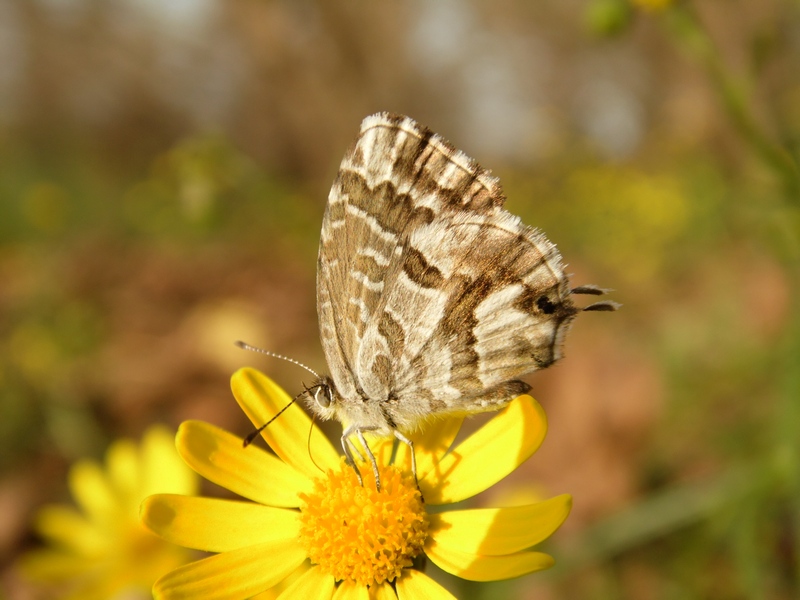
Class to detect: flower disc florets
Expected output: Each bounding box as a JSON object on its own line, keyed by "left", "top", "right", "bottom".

{"left": 298, "top": 461, "right": 428, "bottom": 586}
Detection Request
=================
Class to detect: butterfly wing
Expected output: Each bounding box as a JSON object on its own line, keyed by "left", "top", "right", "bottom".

{"left": 385, "top": 210, "right": 577, "bottom": 428}
{"left": 318, "top": 113, "right": 501, "bottom": 401}
{"left": 317, "top": 113, "right": 575, "bottom": 431}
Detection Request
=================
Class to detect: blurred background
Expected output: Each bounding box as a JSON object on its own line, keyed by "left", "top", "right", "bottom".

{"left": 1, "top": 0, "right": 799, "bottom": 598}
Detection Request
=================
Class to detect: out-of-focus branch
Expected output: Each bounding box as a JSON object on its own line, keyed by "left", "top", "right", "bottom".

{"left": 665, "top": 3, "right": 800, "bottom": 198}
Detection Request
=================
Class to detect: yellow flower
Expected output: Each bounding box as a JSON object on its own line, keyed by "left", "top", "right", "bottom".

{"left": 19, "top": 425, "right": 199, "bottom": 600}
{"left": 141, "top": 368, "right": 572, "bottom": 599}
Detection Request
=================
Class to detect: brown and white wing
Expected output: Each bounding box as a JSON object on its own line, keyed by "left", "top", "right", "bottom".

{"left": 317, "top": 113, "right": 575, "bottom": 430}
{"left": 317, "top": 112, "right": 506, "bottom": 404}
{"left": 384, "top": 209, "right": 577, "bottom": 429}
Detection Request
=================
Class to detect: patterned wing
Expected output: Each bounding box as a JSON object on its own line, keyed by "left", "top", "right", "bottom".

{"left": 317, "top": 113, "right": 575, "bottom": 431}
{"left": 379, "top": 210, "right": 577, "bottom": 429}
{"left": 318, "top": 113, "right": 504, "bottom": 403}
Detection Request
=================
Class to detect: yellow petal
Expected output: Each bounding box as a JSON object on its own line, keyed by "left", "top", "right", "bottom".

{"left": 105, "top": 438, "right": 139, "bottom": 503}
{"left": 250, "top": 562, "right": 310, "bottom": 599}
{"left": 61, "top": 577, "right": 139, "bottom": 600}
{"left": 232, "top": 368, "right": 339, "bottom": 478}
{"left": 395, "top": 569, "right": 456, "bottom": 600}
{"left": 153, "top": 539, "right": 306, "bottom": 600}
{"left": 394, "top": 416, "right": 464, "bottom": 482}
{"left": 420, "top": 395, "right": 547, "bottom": 504}
{"left": 17, "top": 548, "right": 93, "bottom": 581}
{"left": 369, "top": 581, "right": 398, "bottom": 600}
{"left": 141, "top": 424, "right": 198, "bottom": 498}
{"left": 141, "top": 494, "right": 300, "bottom": 552}
{"left": 425, "top": 539, "right": 554, "bottom": 581}
{"left": 177, "top": 420, "right": 312, "bottom": 507}
{"left": 428, "top": 494, "right": 572, "bottom": 555}
{"left": 332, "top": 579, "right": 369, "bottom": 600}
{"left": 32, "top": 505, "right": 107, "bottom": 554}
{"left": 68, "top": 459, "right": 116, "bottom": 523}
{"left": 276, "top": 565, "right": 335, "bottom": 600}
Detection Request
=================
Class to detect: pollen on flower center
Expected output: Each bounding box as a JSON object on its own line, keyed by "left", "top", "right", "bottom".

{"left": 298, "top": 460, "right": 428, "bottom": 586}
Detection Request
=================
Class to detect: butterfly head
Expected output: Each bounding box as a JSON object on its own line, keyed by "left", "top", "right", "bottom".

{"left": 306, "top": 376, "right": 337, "bottom": 420}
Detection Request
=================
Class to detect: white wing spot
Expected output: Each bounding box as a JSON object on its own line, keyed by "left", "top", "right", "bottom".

{"left": 346, "top": 205, "right": 397, "bottom": 244}
{"left": 348, "top": 297, "right": 370, "bottom": 323}
{"left": 350, "top": 270, "right": 384, "bottom": 293}
{"left": 357, "top": 246, "right": 391, "bottom": 267}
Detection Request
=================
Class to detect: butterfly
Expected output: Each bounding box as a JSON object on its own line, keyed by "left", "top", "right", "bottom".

{"left": 243, "top": 113, "right": 616, "bottom": 490}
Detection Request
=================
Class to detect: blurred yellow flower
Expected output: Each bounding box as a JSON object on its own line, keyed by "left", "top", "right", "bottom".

{"left": 141, "top": 368, "right": 572, "bottom": 599}
{"left": 19, "top": 425, "right": 199, "bottom": 600}
{"left": 563, "top": 166, "right": 690, "bottom": 281}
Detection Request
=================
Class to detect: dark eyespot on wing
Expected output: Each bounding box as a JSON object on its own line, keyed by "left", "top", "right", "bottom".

{"left": 536, "top": 296, "right": 556, "bottom": 315}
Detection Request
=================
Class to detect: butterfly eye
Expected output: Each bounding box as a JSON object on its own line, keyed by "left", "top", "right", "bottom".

{"left": 314, "top": 385, "right": 332, "bottom": 408}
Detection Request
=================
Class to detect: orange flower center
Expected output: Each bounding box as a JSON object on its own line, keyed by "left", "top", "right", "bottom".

{"left": 298, "top": 460, "right": 428, "bottom": 586}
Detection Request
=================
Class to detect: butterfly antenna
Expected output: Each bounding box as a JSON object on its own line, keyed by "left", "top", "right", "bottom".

{"left": 242, "top": 388, "right": 308, "bottom": 447}
{"left": 234, "top": 340, "right": 321, "bottom": 379}
{"left": 571, "top": 285, "right": 621, "bottom": 312}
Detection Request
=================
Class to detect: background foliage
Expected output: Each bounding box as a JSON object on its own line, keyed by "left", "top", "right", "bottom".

{"left": 1, "top": 1, "right": 798, "bottom": 598}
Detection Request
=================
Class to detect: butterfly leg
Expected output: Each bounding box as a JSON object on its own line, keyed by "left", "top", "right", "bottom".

{"left": 392, "top": 430, "right": 417, "bottom": 484}
{"left": 341, "top": 425, "right": 383, "bottom": 490}
{"left": 340, "top": 429, "right": 364, "bottom": 487}
{"left": 355, "top": 428, "right": 382, "bottom": 491}
{"left": 393, "top": 430, "right": 423, "bottom": 502}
